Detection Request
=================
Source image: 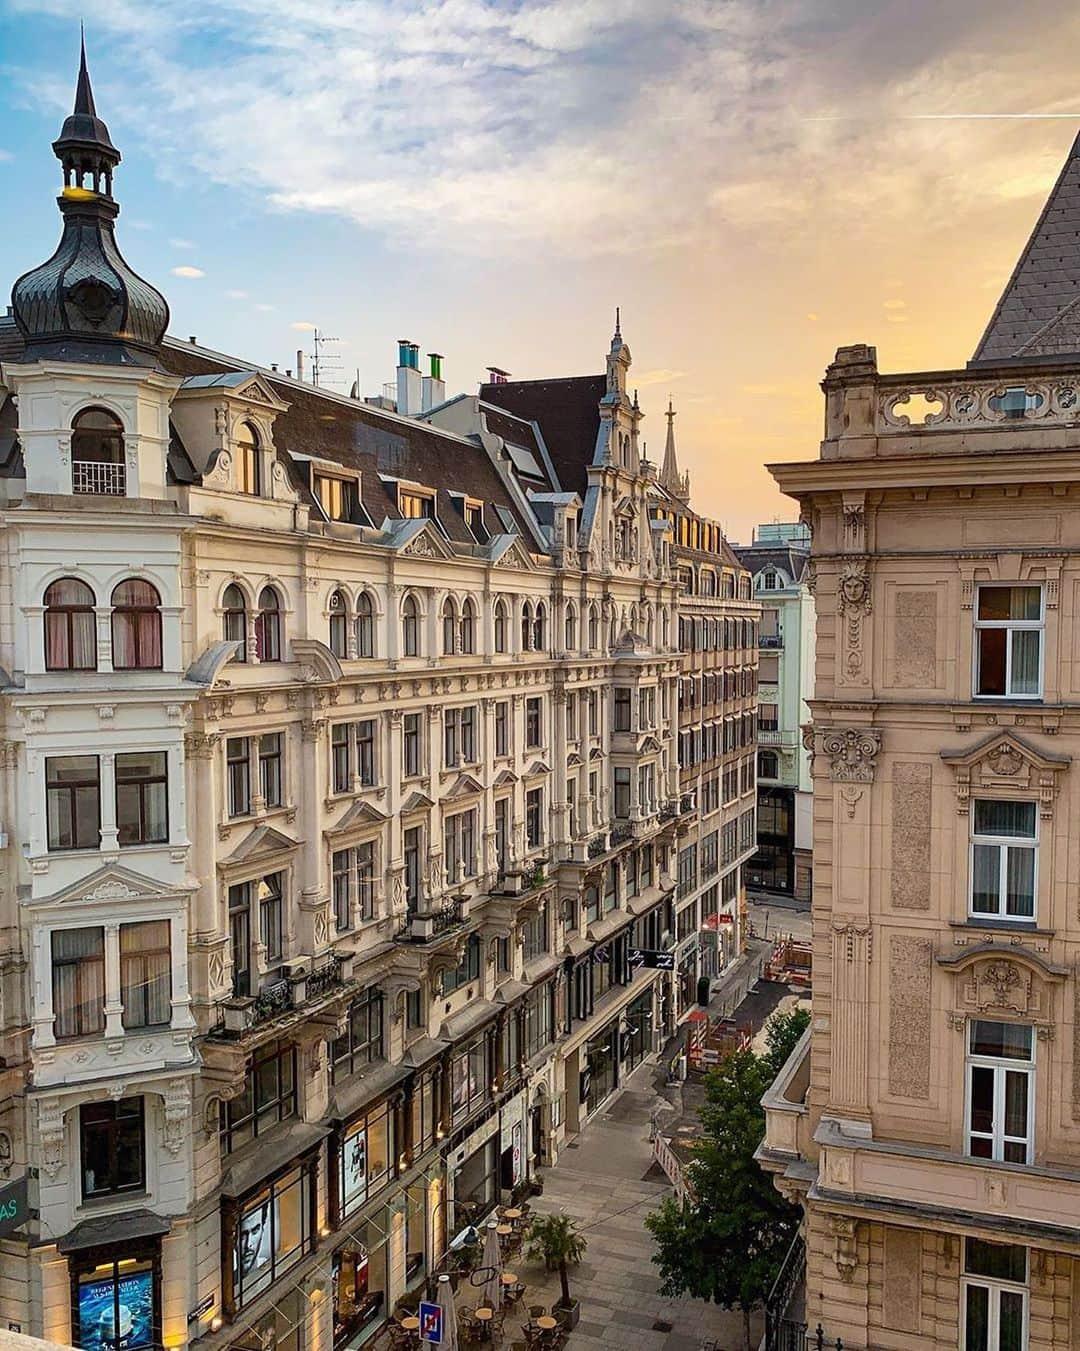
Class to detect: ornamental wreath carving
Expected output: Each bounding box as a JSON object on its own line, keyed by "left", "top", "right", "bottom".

{"left": 818, "top": 727, "right": 883, "bottom": 783}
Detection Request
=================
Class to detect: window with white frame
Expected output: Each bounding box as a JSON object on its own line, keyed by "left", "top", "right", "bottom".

{"left": 962, "top": 1237, "right": 1027, "bottom": 1351}
{"left": 52, "top": 920, "right": 174, "bottom": 1039}
{"left": 967, "top": 1019, "right": 1034, "bottom": 1165}
{"left": 332, "top": 843, "right": 376, "bottom": 931}
{"left": 975, "top": 586, "right": 1043, "bottom": 698}
{"left": 970, "top": 801, "right": 1037, "bottom": 921}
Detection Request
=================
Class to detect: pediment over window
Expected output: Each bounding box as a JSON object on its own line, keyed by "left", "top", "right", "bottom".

{"left": 229, "top": 373, "right": 290, "bottom": 413}
{"left": 445, "top": 773, "right": 484, "bottom": 800}
{"left": 326, "top": 800, "right": 388, "bottom": 836}
{"left": 937, "top": 943, "right": 1065, "bottom": 1028}
{"left": 525, "top": 760, "right": 551, "bottom": 779}
{"left": 291, "top": 638, "right": 343, "bottom": 683}
{"left": 614, "top": 496, "right": 636, "bottom": 519}
{"left": 492, "top": 769, "right": 518, "bottom": 787}
{"left": 489, "top": 535, "right": 535, "bottom": 571}
{"left": 940, "top": 730, "right": 1069, "bottom": 817}
{"left": 391, "top": 519, "right": 455, "bottom": 561}
{"left": 220, "top": 823, "right": 299, "bottom": 867}
{"left": 29, "top": 862, "right": 194, "bottom": 911}
{"left": 401, "top": 791, "right": 435, "bottom": 815}
{"left": 588, "top": 746, "right": 604, "bottom": 761}
{"left": 566, "top": 753, "right": 582, "bottom": 768}
{"left": 639, "top": 735, "right": 662, "bottom": 754}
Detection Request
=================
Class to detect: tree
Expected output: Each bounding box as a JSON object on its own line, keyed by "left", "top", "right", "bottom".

{"left": 524, "top": 1211, "right": 587, "bottom": 1310}
{"left": 645, "top": 1007, "right": 810, "bottom": 1349}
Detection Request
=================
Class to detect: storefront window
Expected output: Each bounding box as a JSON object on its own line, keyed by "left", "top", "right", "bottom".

{"left": 585, "top": 1022, "right": 618, "bottom": 1116}
{"left": 456, "top": 1138, "right": 498, "bottom": 1219}
{"left": 74, "top": 1257, "right": 156, "bottom": 1351}
{"left": 450, "top": 1035, "right": 491, "bottom": 1124}
{"left": 523, "top": 983, "right": 554, "bottom": 1060}
{"left": 339, "top": 1102, "right": 394, "bottom": 1221}
{"left": 233, "top": 1166, "right": 311, "bottom": 1308}
{"left": 623, "top": 991, "right": 653, "bottom": 1073}
{"left": 405, "top": 1185, "right": 427, "bottom": 1288}
{"left": 333, "top": 1217, "right": 389, "bottom": 1351}
{"left": 411, "top": 1069, "right": 440, "bottom": 1156}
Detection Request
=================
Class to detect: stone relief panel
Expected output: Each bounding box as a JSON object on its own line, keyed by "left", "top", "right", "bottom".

{"left": 1073, "top": 979, "right": 1080, "bottom": 1122}
{"left": 891, "top": 763, "right": 932, "bottom": 911}
{"left": 882, "top": 1226, "right": 923, "bottom": 1334}
{"left": 816, "top": 727, "right": 883, "bottom": 783}
{"left": 888, "top": 935, "right": 932, "bottom": 1099}
{"left": 889, "top": 588, "right": 939, "bottom": 689}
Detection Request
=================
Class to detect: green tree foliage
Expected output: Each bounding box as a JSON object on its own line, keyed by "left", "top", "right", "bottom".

{"left": 525, "top": 1211, "right": 587, "bottom": 1308}
{"left": 645, "top": 1007, "right": 811, "bottom": 1347}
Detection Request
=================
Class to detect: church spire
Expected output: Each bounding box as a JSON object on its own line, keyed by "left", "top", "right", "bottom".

{"left": 53, "top": 30, "right": 121, "bottom": 197}
{"left": 661, "top": 398, "right": 690, "bottom": 502}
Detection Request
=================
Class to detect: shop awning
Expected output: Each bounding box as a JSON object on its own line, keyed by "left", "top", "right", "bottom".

{"left": 220, "top": 1121, "right": 330, "bottom": 1199}
{"left": 58, "top": 1207, "right": 171, "bottom": 1254}
{"left": 329, "top": 1059, "right": 412, "bottom": 1121}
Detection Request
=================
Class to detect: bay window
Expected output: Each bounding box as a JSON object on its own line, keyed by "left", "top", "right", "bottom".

{"left": 46, "top": 754, "right": 100, "bottom": 851}
{"left": 52, "top": 927, "right": 105, "bottom": 1039}
{"left": 116, "top": 750, "right": 168, "bottom": 846}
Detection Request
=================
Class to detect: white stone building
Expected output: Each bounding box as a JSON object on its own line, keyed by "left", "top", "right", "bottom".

{"left": 0, "top": 50, "right": 756, "bottom": 1351}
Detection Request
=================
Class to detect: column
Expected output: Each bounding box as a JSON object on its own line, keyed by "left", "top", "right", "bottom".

{"left": 103, "top": 921, "right": 123, "bottom": 1038}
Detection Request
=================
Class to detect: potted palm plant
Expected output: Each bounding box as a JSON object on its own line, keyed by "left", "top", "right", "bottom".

{"left": 525, "top": 1212, "right": 587, "bottom": 1329}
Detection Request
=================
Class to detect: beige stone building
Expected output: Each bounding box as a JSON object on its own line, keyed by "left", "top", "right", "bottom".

{"left": 760, "top": 137, "right": 1080, "bottom": 1350}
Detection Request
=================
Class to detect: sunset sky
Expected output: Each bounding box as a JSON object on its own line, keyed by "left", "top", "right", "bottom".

{"left": 0, "top": 0, "right": 1077, "bottom": 542}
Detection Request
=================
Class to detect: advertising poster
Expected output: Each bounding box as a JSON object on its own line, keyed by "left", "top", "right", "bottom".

{"left": 341, "top": 1126, "right": 367, "bottom": 1210}
{"left": 77, "top": 1267, "right": 153, "bottom": 1351}
{"left": 236, "top": 1198, "right": 273, "bottom": 1284}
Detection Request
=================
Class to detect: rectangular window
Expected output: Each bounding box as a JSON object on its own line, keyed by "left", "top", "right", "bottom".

{"left": 967, "top": 1019, "right": 1034, "bottom": 1165}
{"left": 399, "top": 489, "right": 434, "bottom": 519}
{"left": 403, "top": 713, "right": 422, "bottom": 778}
{"left": 229, "top": 883, "right": 252, "bottom": 997}
{"left": 449, "top": 1030, "right": 489, "bottom": 1121}
{"left": 315, "top": 472, "right": 357, "bottom": 522}
{"left": 495, "top": 797, "right": 510, "bottom": 872}
{"left": 116, "top": 751, "right": 168, "bottom": 846}
{"left": 583, "top": 884, "right": 601, "bottom": 926}
{"left": 404, "top": 826, "right": 422, "bottom": 909}
{"left": 970, "top": 800, "right": 1037, "bottom": 921}
{"left": 525, "top": 787, "right": 543, "bottom": 849}
{"left": 339, "top": 1100, "right": 395, "bottom": 1219}
{"left": 444, "top": 707, "right": 476, "bottom": 768}
{"left": 525, "top": 697, "right": 543, "bottom": 749}
{"left": 441, "top": 933, "right": 481, "bottom": 997}
{"left": 220, "top": 1039, "right": 296, "bottom": 1154}
{"left": 331, "top": 988, "right": 384, "bottom": 1081}
{"left": 332, "top": 843, "right": 376, "bottom": 932}
{"left": 975, "top": 585, "right": 1043, "bottom": 698}
{"left": 614, "top": 767, "right": 631, "bottom": 819}
{"left": 494, "top": 701, "right": 509, "bottom": 757}
{"left": 588, "top": 690, "right": 599, "bottom": 737}
{"left": 566, "top": 693, "right": 577, "bottom": 741}
{"left": 758, "top": 703, "right": 779, "bottom": 733}
{"left": 331, "top": 721, "right": 376, "bottom": 792}
{"left": 522, "top": 902, "right": 549, "bottom": 963}
{"left": 120, "top": 920, "right": 172, "bottom": 1029}
{"left": 52, "top": 927, "right": 105, "bottom": 1039}
{"left": 227, "top": 737, "right": 251, "bottom": 817}
{"left": 259, "top": 732, "right": 283, "bottom": 807}
{"left": 613, "top": 687, "right": 632, "bottom": 732}
{"left": 259, "top": 872, "right": 284, "bottom": 964}
{"left": 232, "top": 1165, "right": 310, "bottom": 1307}
{"left": 46, "top": 755, "right": 100, "bottom": 851}
{"left": 444, "top": 809, "right": 477, "bottom": 886}
{"left": 80, "top": 1098, "right": 144, "bottom": 1198}
{"left": 963, "top": 1238, "right": 1027, "bottom": 1351}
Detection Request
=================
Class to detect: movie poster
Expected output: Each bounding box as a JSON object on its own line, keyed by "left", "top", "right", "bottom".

{"left": 77, "top": 1265, "right": 154, "bottom": 1351}
{"left": 341, "top": 1125, "right": 367, "bottom": 1211}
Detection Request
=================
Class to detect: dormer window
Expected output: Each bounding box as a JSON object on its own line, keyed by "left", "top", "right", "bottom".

{"left": 72, "top": 407, "right": 125, "bottom": 496}
{"left": 464, "top": 500, "right": 487, "bottom": 543}
{"left": 236, "top": 422, "right": 262, "bottom": 496}
{"left": 400, "top": 488, "right": 434, "bottom": 520}
{"left": 762, "top": 570, "right": 779, "bottom": 591}
{"left": 315, "top": 472, "right": 357, "bottom": 522}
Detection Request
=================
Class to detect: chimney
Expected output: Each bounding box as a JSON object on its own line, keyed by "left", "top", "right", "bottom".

{"left": 296, "top": 350, "right": 305, "bottom": 382}
{"left": 421, "top": 352, "right": 446, "bottom": 412}
{"left": 485, "top": 366, "right": 511, "bottom": 386}
{"left": 396, "top": 339, "right": 422, "bottom": 417}
{"left": 188, "top": 335, "right": 197, "bottom": 345}
{"left": 271, "top": 362, "right": 278, "bottom": 372}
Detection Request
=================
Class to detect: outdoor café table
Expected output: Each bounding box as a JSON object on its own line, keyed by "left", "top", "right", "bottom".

{"left": 400, "top": 1317, "right": 420, "bottom": 1333}
{"left": 503, "top": 1207, "right": 523, "bottom": 1222}
{"left": 536, "top": 1317, "right": 558, "bottom": 1331}
{"left": 500, "top": 1273, "right": 518, "bottom": 1286}
{"left": 496, "top": 1223, "right": 513, "bottom": 1236}
{"left": 474, "top": 1307, "right": 494, "bottom": 1340}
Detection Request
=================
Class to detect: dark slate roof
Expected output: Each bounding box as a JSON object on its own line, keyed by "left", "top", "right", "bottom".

{"left": 973, "top": 132, "right": 1080, "bottom": 363}
{"left": 480, "top": 374, "right": 605, "bottom": 497}
{"left": 731, "top": 542, "right": 809, "bottom": 584}
{"left": 161, "top": 341, "right": 538, "bottom": 544}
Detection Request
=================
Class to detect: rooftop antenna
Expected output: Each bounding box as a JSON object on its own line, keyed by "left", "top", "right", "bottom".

{"left": 309, "top": 329, "right": 343, "bottom": 388}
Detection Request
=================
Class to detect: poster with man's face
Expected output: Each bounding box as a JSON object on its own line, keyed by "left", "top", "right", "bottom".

{"left": 342, "top": 1126, "right": 367, "bottom": 1209}
{"left": 237, "top": 1198, "right": 273, "bottom": 1283}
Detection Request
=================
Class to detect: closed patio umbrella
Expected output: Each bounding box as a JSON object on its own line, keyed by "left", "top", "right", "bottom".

{"left": 479, "top": 1219, "right": 504, "bottom": 1312}
{"left": 435, "top": 1272, "right": 458, "bottom": 1349}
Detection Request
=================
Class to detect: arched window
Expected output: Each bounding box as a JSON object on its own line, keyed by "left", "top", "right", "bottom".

{"left": 71, "top": 407, "right": 125, "bottom": 495}
{"left": 588, "top": 604, "right": 599, "bottom": 651}
{"left": 460, "top": 598, "right": 475, "bottom": 655}
{"left": 494, "top": 600, "right": 507, "bottom": 654}
{"left": 236, "top": 422, "right": 262, "bottom": 496}
{"left": 223, "top": 584, "right": 248, "bottom": 662}
{"left": 758, "top": 750, "right": 779, "bottom": 780}
{"left": 565, "top": 604, "right": 577, "bottom": 652}
{"left": 44, "top": 578, "right": 97, "bottom": 671}
{"left": 402, "top": 595, "right": 420, "bottom": 657}
{"left": 533, "top": 602, "right": 546, "bottom": 652}
{"left": 521, "top": 602, "right": 533, "bottom": 652}
{"left": 442, "top": 598, "right": 457, "bottom": 655}
{"left": 328, "top": 590, "right": 348, "bottom": 658}
{"left": 111, "top": 579, "right": 163, "bottom": 670}
{"left": 255, "top": 586, "right": 282, "bottom": 662}
{"left": 355, "top": 593, "right": 374, "bottom": 658}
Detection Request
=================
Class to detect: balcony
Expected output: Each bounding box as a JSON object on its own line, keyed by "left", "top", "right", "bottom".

{"left": 73, "top": 459, "right": 126, "bottom": 495}
{"left": 397, "top": 894, "right": 472, "bottom": 943}
{"left": 219, "top": 953, "right": 346, "bottom": 1036}
{"left": 758, "top": 1028, "right": 814, "bottom": 1200}
{"left": 757, "top": 729, "right": 797, "bottom": 746}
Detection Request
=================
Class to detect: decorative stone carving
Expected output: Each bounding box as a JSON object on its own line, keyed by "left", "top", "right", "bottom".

{"left": 162, "top": 1079, "right": 190, "bottom": 1156}
{"left": 404, "top": 534, "right": 439, "bottom": 559}
{"left": 830, "top": 1215, "right": 859, "bottom": 1281}
{"left": 888, "top": 936, "right": 932, "bottom": 1099}
{"left": 891, "top": 763, "right": 932, "bottom": 911}
{"left": 939, "top": 946, "right": 1063, "bottom": 1033}
{"left": 818, "top": 728, "right": 882, "bottom": 783}
{"left": 941, "top": 731, "right": 1069, "bottom": 819}
{"left": 839, "top": 786, "right": 863, "bottom": 819}
{"left": 892, "top": 589, "right": 938, "bottom": 689}
{"left": 838, "top": 560, "right": 872, "bottom": 616}
{"left": 38, "top": 1098, "right": 65, "bottom": 1178}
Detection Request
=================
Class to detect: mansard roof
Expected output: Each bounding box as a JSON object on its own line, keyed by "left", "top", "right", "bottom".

{"left": 479, "top": 373, "right": 606, "bottom": 497}
{"left": 159, "top": 338, "right": 542, "bottom": 548}
{"left": 973, "top": 131, "right": 1080, "bottom": 363}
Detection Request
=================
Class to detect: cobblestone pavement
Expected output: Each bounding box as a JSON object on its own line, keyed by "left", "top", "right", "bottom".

{"left": 514, "top": 1071, "right": 760, "bottom": 1351}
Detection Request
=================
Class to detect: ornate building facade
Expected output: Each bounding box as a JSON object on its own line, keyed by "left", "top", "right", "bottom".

{"left": 761, "top": 132, "right": 1080, "bottom": 1349}
{"left": 0, "top": 51, "right": 755, "bottom": 1351}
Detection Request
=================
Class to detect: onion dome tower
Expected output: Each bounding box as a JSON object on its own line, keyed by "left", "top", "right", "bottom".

{"left": 10, "top": 36, "right": 169, "bottom": 366}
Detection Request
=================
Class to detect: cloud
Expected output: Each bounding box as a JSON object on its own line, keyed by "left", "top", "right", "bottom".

{"left": 171, "top": 265, "right": 205, "bottom": 278}
{"left": 225, "top": 288, "right": 248, "bottom": 299}
{"left": 254, "top": 302, "right": 275, "bottom": 312}
{"left": 883, "top": 298, "right": 907, "bottom": 310}
{"left": 291, "top": 320, "right": 316, "bottom": 331}
{"left": 169, "top": 236, "right": 195, "bottom": 248}
{"left": 0, "top": 149, "right": 12, "bottom": 161}
{"left": 634, "top": 368, "right": 687, "bottom": 388}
